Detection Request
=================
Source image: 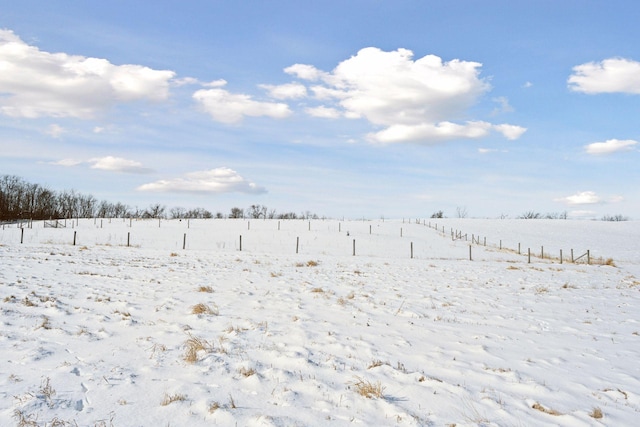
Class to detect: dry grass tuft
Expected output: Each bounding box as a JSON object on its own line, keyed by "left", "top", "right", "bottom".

{"left": 191, "top": 303, "right": 219, "bottom": 315}
{"left": 590, "top": 407, "right": 603, "bottom": 419}
{"left": 238, "top": 366, "right": 256, "bottom": 377}
{"left": 208, "top": 401, "right": 221, "bottom": 413}
{"left": 532, "top": 402, "right": 562, "bottom": 416}
{"left": 169, "top": 252, "right": 179, "bottom": 257}
{"left": 296, "top": 260, "right": 319, "bottom": 267}
{"left": 161, "top": 392, "right": 187, "bottom": 406}
{"left": 198, "top": 285, "right": 214, "bottom": 293}
{"left": 311, "top": 287, "right": 324, "bottom": 293}
{"left": 349, "top": 376, "right": 385, "bottom": 399}
{"left": 183, "top": 335, "right": 211, "bottom": 363}
{"left": 367, "top": 360, "right": 388, "bottom": 369}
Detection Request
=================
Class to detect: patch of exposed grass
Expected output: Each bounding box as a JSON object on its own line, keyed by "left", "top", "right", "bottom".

{"left": 161, "top": 392, "right": 187, "bottom": 406}
{"left": 191, "top": 303, "right": 219, "bottom": 315}
{"left": 197, "top": 285, "right": 214, "bottom": 293}
{"left": 238, "top": 366, "right": 256, "bottom": 377}
{"left": 349, "top": 376, "right": 385, "bottom": 399}
{"left": 590, "top": 407, "right": 603, "bottom": 419}
{"left": 532, "top": 402, "right": 562, "bottom": 416}
{"left": 183, "top": 335, "right": 211, "bottom": 363}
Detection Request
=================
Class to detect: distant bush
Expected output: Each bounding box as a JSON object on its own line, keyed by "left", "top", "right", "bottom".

{"left": 602, "top": 214, "right": 629, "bottom": 221}
{"left": 430, "top": 210, "right": 444, "bottom": 218}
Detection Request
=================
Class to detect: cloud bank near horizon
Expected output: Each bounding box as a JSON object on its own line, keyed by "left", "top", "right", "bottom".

{"left": 137, "top": 168, "right": 267, "bottom": 195}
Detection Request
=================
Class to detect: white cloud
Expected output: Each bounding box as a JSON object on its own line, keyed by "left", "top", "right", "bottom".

{"left": 284, "top": 64, "right": 325, "bottom": 81}
{"left": 568, "top": 58, "right": 640, "bottom": 94}
{"left": 305, "top": 106, "right": 341, "bottom": 119}
{"left": 289, "top": 47, "right": 525, "bottom": 144}
{"left": 523, "top": 81, "right": 533, "bottom": 88}
{"left": 493, "top": 124, "right": 527, "bottom": 140}
{"left": 137, "top": 167, "right": 267, "bottom": 194}
{"left": 585, "top": 139, "right": 638, "bottom": 155}
{"left": 51, "top": 158, "right": 84, "bottom": 167}
{"left": 45, "top": 124, "right": 65, "bottom": 138}
{"left": 555, "top": 191, "right": 602, "bottom": 205}
{"left": 193, "top": 82, "right": 292, "bottom": 124}
{"left": 259, "top": 82, "right": 307, "bottom": 99}
{"left": 0, "top": 29, "right": 175, "bottom": 118}
{"left": 50, "top": 156, "right": 152, "bottom": 173}
{"left": 89, "top": 156, "right": 153, "bottom": 173}
{"left": 491, "top": 96, "right": 514, "bottom": 114}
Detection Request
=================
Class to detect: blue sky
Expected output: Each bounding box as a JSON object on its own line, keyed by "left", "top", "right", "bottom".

{"left": 1, "top": 0, "right": 639, "bottom": 219}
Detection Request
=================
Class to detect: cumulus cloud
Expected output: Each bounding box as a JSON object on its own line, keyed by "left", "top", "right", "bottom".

{"left": 568, "top": 58, "right": 640, "bottom": 94}
{"left": 259, "top": 82, "right": 307, "bottom": 99}
{"left": 50, "top": 156, "right": 152, "bottom": 173}
{"left": 193, "top": 81, "right": 292, "bottom": 124}
{"left": 286, "top": 47, "right": 525, "bottom": 144}
{"left": 585, "top": 139, "right": 638, "bottom": 155}
{"left": 0, "top": 29, "right": 175, "bottom": 118}
{"left": 137, "top": 167, "right": 266, "bottom": 194}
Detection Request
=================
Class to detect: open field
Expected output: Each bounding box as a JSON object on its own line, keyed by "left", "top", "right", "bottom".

{"left": 1, "top": 219, "right": 639, "bottom": 426}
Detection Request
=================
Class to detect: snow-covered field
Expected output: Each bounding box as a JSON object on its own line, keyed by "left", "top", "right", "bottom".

{"left": 1, "top": 218, "right": 639, "bottom": 426}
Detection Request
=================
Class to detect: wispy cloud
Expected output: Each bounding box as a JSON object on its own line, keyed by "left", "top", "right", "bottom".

{"left": 554, "top": 191, "right": 623, "bottom": 206}
{"left": 568, "top": 58, "right": 640, "bottom": 94}
{"left": 284, "top": 47, "right": 526, "bottom": 144}
{"left": 51, "top": 156, "right": 153, "bottom": 174}
{"left": 137, "top": 167, "right": 267, "bottom": 194}
{"left": 585, "top": 139, "right": 638, "bottom": 155}
{"left": 45, "top": 124, "right": 66, "bottom": 138}
{"left": 0, "top": 30, "right": 175, "bottom": 119}
{"left": 259, "top": 82, "right": 307, "bottom": 100}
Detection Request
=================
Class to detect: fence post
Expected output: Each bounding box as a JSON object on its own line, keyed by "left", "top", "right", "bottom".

{"left": 518, "top": 243, "right": 521, "bottom": 255}
{"left": 587, "top": 250, "right": 590, "bottom": 265}
{"left": 571, "top": 249, "right": 574, "bottom": 263}
{"left": 21, "top": 228, "right": 24, "bottom": 244}
{"left": 239, "top": 235, "right": 242, "bottom": 251}
{"left": 278, "top": 221, "right": 280, "bottom": 231}
{"left": 541, "top": 246, "right": 544, "bottom": 259}
{"left": 248, "top": 221, "right": 250, "bottom": 230}
{"left": 352, "top": 239, "right": 356, "bottom": 256}
{"left": 469, "top": 245, "right": 472, "bottom": 261}
{"left": 369, "top": 225, "right": 372, "bottom": 235}
{"left": 183, "top": 233, "right": 187, "bottom": 250}
{"left": 528, "top": 248, "right": 531, "bottom": 263}
{"left": 296, "top": 237, "right": 299, "bottom": 254}
{"left": 309, "top": 221, "right": 311, "bottom": 231}
{"left": 499, "top": 239, "right": 502, "bottom": 250}
{"left": 411, "top": 242, "right": 413, "bottom": 259}
{"left": 560, "top": 249, "right": 563, "bottom": 264}
{"left": 73, "top": 231, "right": 77, "bottom": 246}
{"left": 339, "top": 222, "right": 341, "bottom": 233}
{"left": 127, "top": 232, "right": 130, "bottom": 247}
{"left": 400, "top": 227, "right": 403, "bottom": 237}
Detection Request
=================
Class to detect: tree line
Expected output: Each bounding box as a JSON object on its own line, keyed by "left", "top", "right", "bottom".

{"left": 0, "top": 175, "right": 320, "bottom": 222}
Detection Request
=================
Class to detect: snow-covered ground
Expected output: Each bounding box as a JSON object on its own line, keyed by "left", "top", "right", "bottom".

{"left": 1, "top": 218, "right": 639, "bottom": 426}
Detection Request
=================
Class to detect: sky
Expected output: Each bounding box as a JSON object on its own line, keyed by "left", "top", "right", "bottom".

{"left": 1, "top": 0, "right": 639, "bottom": 219}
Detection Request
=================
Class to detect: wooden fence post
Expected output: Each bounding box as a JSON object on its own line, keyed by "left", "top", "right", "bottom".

{"left": 73, "top": 231, "right": 77, "bottom": 246}
{"left": 21, "top": 228, "right": 24, "bottom": 244}
{"left": 239, "top": 235, "right": 242, "bottom": 251}
{"left": 352, "top": 239, "right": 356, "bottom": 256}
{"left": 541, "top": 246, "right": 544, "bottom": 259}
{"left": 528, "top": 248, "right": 531, "bottom": 263}
{"left": 127, "top": 232, "right": 130, "bottom": 247}
{"left": 469, "top": 245, "right": 472, "bottom": 261}
{"left": 587, "top": 250, "right": 590, "bottom": 265}
{"left": 183, "top": 233, "right": 187, "bottom": 250}
{"left": 410, "top": 242, "right": 413, "bottom": 259}
{"left": 560, "top": 249, "right": 563, "bottom": 264}
{"left": 296, "top": 237, "right": 299, "bottom": 254}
